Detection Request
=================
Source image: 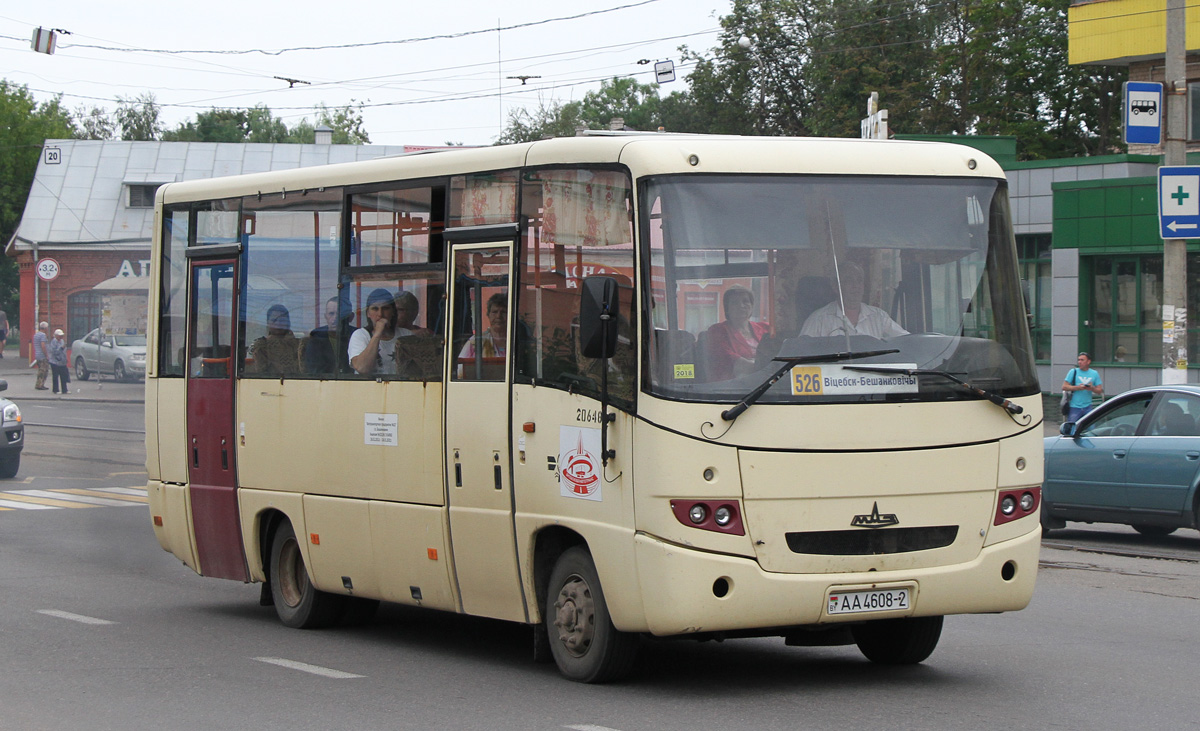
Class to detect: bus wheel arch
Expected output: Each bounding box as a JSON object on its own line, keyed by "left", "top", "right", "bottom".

{"left": 543, "top": 544, "right": 639, "bottom": 683}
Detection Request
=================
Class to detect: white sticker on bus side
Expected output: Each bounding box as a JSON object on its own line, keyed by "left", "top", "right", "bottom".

{"left": 559, "top": 426, "right": 602, "bottom": 502}
{"left": 364, "top": 413, "right": 399, "bottom": 446}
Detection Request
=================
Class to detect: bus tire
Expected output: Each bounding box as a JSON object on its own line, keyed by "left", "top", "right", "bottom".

{"left": 852, "top": 615, "right": 943, "bottom": 665}
{"left": 545, "top": 546, "right": 638, "bottom": 683}
{"left": 269, "top": 522, "right": 344, "bottom": 629}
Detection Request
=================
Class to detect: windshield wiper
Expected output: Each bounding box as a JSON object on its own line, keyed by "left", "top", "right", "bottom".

{"left": 842, "top": 365, "right": 1023, "bottom": 415}
{"left": 721, "top": 349, "right": 900, "bottom": 422}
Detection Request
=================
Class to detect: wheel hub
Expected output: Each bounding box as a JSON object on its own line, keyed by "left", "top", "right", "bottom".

{"left": 553, "top": 575, "right": 595, "bottom": 657}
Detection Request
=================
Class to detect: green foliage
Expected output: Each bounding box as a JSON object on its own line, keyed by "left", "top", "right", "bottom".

{"left": 114, "top": 93, "right": 163, "bottom": 140}
{"left": 0, "top": 80, "right": 74, "bottom": 319}
{"left": 497, "top": 0, "right": 1124, "bottom": 159}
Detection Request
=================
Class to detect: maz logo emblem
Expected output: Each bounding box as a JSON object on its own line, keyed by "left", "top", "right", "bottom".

{"left": 851, "top": 502, "right": 899, "bottom": 528}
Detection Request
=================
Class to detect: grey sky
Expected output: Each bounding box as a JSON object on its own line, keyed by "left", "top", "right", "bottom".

{"left": 4, "top": 1, "right": 732, "bottom": 146}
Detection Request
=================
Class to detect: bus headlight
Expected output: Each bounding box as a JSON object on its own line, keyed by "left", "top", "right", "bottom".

{"left": 1019, "top": 492, "right": 1035, "bottom": 512}
{"left": 670, "top": 500, "right": 746, "bottom": 536}
{"left": 688, "top": 504, "right": 708, "bottom": 524}
{"left": 1000, "top": 495, "right": 1017, "bottom": 515}
{"left": 714, "top": 506, "right": 733, "bottom": 527}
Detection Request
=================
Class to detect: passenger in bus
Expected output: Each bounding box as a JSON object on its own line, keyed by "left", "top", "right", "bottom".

{"left": 302, "top": 296, "right": 352, "bottom": 375}
{"left": 702, "top": 286, "right": 770, "bottom": 381}
{"left": 800, "top": 262, "right": 907, "bottom": 339}
{"left": 456, "top": 292, "right": 507, "bottom": 378}
{"left": 250, "top": 304, "right": 301, "bottom": 375}
{"left": 349, "top": 288, "right": 411, "bottom": 375}
{"left": 395, "top": 290, "right": 433, "bottom": 336}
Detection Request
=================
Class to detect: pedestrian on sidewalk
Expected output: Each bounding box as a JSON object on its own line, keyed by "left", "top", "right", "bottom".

{"left": 0, "top": 308, "right": 9, "bottom": 358}
{"left": 1063, "top": 351, "right": 1103, "bottom": 423}
{"left": 32, "top": 322, "right": 50, "bottom": 390}
{"left": 48, "top": 329, "right": 70, "bottom": 395}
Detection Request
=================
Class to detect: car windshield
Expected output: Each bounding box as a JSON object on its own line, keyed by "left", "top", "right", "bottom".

{"left": 113, "top": 335, "right": 147, "bottom": 347}
{"left": 643, "top": 174, "right": 1039, "bottom": 405}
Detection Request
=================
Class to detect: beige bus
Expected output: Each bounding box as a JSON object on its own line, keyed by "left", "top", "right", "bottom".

{"left": 145, "top": 133, "right": 1044, "bottom": 683}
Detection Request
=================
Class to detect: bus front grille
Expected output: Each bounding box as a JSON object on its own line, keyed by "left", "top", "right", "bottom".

{"left": 784, "top": 526, "right": 959, "bottom": 555}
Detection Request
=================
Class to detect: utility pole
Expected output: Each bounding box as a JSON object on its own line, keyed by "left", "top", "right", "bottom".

{"left": 1163, "top": 0, "right": 1188, "bottom": 384}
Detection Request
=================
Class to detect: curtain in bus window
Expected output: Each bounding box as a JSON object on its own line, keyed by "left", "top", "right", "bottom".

{"left": 448, "top": 171, "right": 519, "bottom": 227}
{"left": 239, "top": 190, "right": 342, "bottom": 378}
{"left": 515, "top": 168, "right": 635, "bottom": 406}
{"left": 196, "top": 199, "right": 240, "bottom": 245}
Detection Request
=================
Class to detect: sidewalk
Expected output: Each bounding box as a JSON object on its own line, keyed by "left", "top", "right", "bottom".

{"left": 0, "top": 348, "right": 144, "bottom": 404}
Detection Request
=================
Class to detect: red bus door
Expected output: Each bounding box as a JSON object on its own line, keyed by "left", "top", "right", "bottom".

{"left": 186, "top": 258, "right": 247, "bottom": 581}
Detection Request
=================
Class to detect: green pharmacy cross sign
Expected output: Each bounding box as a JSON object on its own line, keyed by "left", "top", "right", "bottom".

{"left": 1159, "top": 166, "right": 1200, "bottom": 239}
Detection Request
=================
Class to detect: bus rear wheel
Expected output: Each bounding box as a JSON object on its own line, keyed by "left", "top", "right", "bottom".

{"left": 852, "top": 615, "right": 943, "bottom": 665}
{"left": 269, "top": 522, "right": 344, "bottom": 629}
{"left": 545, "top": 546, "right": 638, "bottom": 683}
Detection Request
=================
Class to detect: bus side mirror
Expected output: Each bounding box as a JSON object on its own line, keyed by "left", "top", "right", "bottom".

{"left": 579, "top": 276, "right": 619, "bottom": 360}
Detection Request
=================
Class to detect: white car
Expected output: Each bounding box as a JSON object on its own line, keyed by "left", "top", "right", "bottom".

{"left": 71, "top": 329, "right": 147, "bottom": 381}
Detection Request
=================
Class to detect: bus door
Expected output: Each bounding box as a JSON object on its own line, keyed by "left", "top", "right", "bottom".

{"left": 444, "top": 242, "right": 526, "bottom": 621}
{"left": 185, "top": 256, "right": 248, "bottom": 581}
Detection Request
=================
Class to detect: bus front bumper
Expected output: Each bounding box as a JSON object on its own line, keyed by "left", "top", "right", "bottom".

{"left": 630, "top": 525, "right": 1040, "bottom": 637}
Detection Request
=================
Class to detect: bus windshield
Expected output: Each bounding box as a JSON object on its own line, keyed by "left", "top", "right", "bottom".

{"left": 643, "top": 174, "right": 1039, "bottom": 405}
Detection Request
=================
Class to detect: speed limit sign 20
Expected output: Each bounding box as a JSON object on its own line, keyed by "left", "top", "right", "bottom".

{"left": 36, "top": 258, "right": 60, "bottom": 282}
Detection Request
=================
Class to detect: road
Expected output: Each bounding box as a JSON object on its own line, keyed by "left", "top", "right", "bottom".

{"left": 1, "top": 403, "right": 1197, "bottom": 729}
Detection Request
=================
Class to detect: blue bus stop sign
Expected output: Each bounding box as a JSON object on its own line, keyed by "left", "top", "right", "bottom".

{"left": 1125, "top": 81, "right": 1162, "bottom": 145}
{"left": 1160, "top": 166, "right": 1200, "bottom": 239}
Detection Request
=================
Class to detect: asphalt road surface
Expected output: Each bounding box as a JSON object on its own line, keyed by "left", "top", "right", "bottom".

{"left": 1, "top": 402, "right": 1197, "bottom": 730}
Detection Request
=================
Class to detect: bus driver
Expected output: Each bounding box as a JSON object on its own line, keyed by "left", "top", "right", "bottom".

{"left": 800, "top": 262, "right": 906, "bottom": 339}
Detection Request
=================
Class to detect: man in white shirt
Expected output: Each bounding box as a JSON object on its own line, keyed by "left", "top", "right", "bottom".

{"left": 348, "top": 288, "right": 411, "bottom": 375}
{"left": 800, "top": 262, "right": 906, "bottom": 339}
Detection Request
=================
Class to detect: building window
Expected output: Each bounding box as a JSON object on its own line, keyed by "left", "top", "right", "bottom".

{"left": 128, "top": 184, "right": 162, "bottom": 208}
{"left": 1016, "top": 234, "right": 1051, "bottom": 362}
{"left": 1086, "top": 255, "right": 1161, "bottom": 364}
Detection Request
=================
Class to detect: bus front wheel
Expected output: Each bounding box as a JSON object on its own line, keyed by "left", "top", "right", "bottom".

{"left": 269, "top": 522, "right": 344, "bottom": 629}
{"left": 545, "top": 546, "right": 639, "bottom": 683}
{"left": 852, "top": 615, "right": 943, "bottom": 665}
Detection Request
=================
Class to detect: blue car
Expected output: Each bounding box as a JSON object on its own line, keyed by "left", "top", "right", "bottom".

{"left": 1043, "top": 385, "right": 1200, "bottom": 537}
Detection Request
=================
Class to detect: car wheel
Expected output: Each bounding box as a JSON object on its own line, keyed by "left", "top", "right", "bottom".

{"left": 1132, "top": 524, "right": 1176, "bottom": 537}
{"left": 545, "top": 546, "right": 639, "bottom": 683}
{"left": 75, "top": 357, "right": 90, "bottom": 381}
{"left": 113, "top": 360, "right": 126, "bottom": 381}
{"left": 852, "top": 615, "right": 943, "bottom": 665}
{"left": 269, "top": 521, "right": 345, "bottom": 629}
{"left": 0, "top": 455, "right": 18, "bottom": 479}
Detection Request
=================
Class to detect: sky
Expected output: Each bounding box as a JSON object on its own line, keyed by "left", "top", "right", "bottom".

{"left": 2, "top": 1, "right": 734, "bottom": 147}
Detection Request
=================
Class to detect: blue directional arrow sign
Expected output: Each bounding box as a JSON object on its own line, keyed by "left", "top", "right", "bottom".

{"left": 1160, "top": 166, "right": 1200, "bottom": 239}
{"left": 1125, "top": 81, "right": 1162, "bottom": 145}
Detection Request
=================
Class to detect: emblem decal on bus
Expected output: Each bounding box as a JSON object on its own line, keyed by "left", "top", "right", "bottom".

{"left": 559, "top": 426, "right": 602, "bottom": 502}
{"left": 851, "top": 502, "right": 899, "bottom": 528}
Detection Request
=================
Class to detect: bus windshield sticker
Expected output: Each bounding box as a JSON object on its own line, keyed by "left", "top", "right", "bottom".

{"left": 364, "top": 413, "right": 399, "bottom": 446}
{"left": 791, "top": 364, "right": 919, "bottom": 397}
{"left": 559, "top": 426, "right": 603, "bottom": 502}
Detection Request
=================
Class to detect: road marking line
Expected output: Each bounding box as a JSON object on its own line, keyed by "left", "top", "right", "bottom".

{"left": 8, "top": 490, "right": 135, "bottom": 507}
{"left": 92, "top": 487, "right": 149, "bottom": 497}
{"left": 253, "top": 657, "right": 364, "bottom": 679}
{"left": 0, "top": 498, "right": 56, "bottom": 510}
{"left": 37, "top": 609, "right": 115, "bottom": 625}
{"left": 52, "top": 488, "right": 147, "bottom": 503}
{"left": 0, "top": 494, "right": 92, "bottom": 508}
{"left": 565, "top": 725, "right": 624, "bottom": 731}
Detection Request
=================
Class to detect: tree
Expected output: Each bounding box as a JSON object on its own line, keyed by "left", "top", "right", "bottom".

{"left": 114, "top": 93, "right": 163, "bottom": 141}
{"left": 0, "top": 80, "right": 75, "bottom": 320}
{"left": 496, "top": 79, "right": 667, "bottom": 143}
{"left": 74, "top": 105, "right": 115, "bottom": 140}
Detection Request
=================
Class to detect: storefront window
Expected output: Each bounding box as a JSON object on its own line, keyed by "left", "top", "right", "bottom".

{"left": 1017, "top": 234, "right": 1051, "bottom": 361}
{"left": 1085, "top": 255, "right": 1161, "bottom": 364}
